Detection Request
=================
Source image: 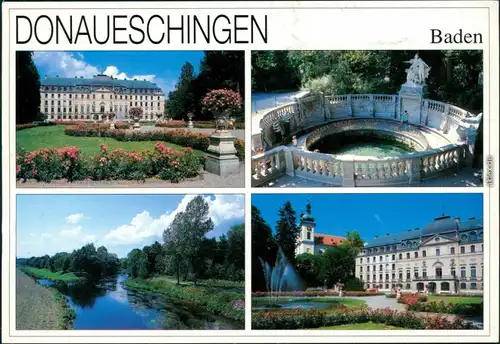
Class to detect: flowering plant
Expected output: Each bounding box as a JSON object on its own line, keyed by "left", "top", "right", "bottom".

{"left": 202, "top": 89, "right": 242, "bottom": 114}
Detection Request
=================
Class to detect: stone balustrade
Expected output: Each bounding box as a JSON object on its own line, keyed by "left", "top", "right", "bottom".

{"left": 251, "top": 143, "right": 465, "bottom": 187}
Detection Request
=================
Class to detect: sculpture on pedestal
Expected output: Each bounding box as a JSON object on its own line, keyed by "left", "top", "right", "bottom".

{"left": 187, "top": 113, "right": 194, "bottom": 129}
{"left": 129, "top": 107, "right": 143, "bottom": 131}
{"left": 404, "top": 53, "right": 431, "bottom": 85}
{"left": 202, "top": 89, "right": 243, "bottom": 176}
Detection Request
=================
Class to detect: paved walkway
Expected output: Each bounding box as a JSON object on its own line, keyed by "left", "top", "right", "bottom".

{"left": 266, "top": 168, "right": 483, "bottom": 188}
{"left": 17, "top": 162, "right": 245, "bottom": 188}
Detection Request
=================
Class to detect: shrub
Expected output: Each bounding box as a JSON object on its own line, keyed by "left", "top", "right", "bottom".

{"left": 114, "top": 121, "right": 131, "bottom": 129}
{"left": 16, "top": 143, "right": 203, "bottom": 183}
{"left": 302, "top": 75, "right": 334, "bottom": 95}
{"left": 406, "top": 300, "right": 483, "bottom": 317}
{"left": 202, "top": 89, "right": 243, "bottom": 114}
{"left": 251, "top": 307, "right": 477, "bottom": 330}
{"left": 16, "top": 121, "right": 56, "bottom": 131}
{"left": 252, "top": 290, "right": 383, "bottom": 297}
{"left": 344, "top": 278, "right": 365, "bottom": 291}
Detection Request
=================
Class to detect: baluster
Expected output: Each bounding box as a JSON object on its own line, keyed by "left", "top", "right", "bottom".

{"left": 367, "top": 163, "right": 375, "bottom": 179}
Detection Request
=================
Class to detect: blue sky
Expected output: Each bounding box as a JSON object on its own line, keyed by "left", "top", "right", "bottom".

{"left": 252, "top": 193, "right": 483, "bottom": 242}
{"left": 17, "top": 194, "right": 244, "bottom": 258}
{"left": 32, "top": 51, "right": 205, "bottom": 96}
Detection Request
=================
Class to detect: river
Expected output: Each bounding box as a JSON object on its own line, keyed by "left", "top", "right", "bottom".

{"left": 35, "top": 274, "right": 242, "bottom": 330}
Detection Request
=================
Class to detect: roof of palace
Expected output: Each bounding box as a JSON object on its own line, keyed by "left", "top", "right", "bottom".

{"left": 314, "top": 233, "right": 346, "bottom": 246}
{"left": 363, "top": 215, "right": 483, "bottom": 249}
{"left": 41, "top": 74, "right": 162, "bottom": 90}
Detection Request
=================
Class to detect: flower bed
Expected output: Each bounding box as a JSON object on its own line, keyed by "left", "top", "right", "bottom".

{"left": 16, "top": 143, "right": 203, "bottom": 183}
{"left": 252, "top": 308, "right": 477, "bottom": 330}
{"left": 252, "top": 291, "right": 383, "bottom": 297}
{"left": 16, "top": 121, "right": 56, "bottom": 131}
{"left": 64, "top": 125, "right": 245, "bottom": 161}
{"left": 155, "top": 120, "right": 187, "bottom": 128}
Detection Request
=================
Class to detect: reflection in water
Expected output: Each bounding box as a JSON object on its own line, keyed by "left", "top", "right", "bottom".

{"left": 35, "top": 274, "right": 241, "bottom": 330}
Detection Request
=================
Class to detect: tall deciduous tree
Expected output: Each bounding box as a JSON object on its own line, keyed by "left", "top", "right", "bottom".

{"left": 162, "top": 196, "right": 214, "bottom": 284}
{"left": 165, "top": 62, "right": 195, "bottom": 119}
{"left": 251, "top": 205, "right": 277, "bottom": 291}
{"left": 274, "top": 201, "right": 299, "bottom": 266}
{"left": 16, "top": 51, "right": 41, "bottom": 124}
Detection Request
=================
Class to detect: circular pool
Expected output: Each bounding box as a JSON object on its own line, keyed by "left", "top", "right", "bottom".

{"left": 308, "top": 130, "right": 417, "bottom": 158}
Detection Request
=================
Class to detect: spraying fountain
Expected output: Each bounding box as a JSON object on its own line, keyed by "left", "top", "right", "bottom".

{"left": 258, "top": 248, "right": 303, "bottom": 307}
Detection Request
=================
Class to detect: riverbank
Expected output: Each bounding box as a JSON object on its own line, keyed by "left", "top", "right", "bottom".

{"left": 19, "top": 266, "right": 82, "bottom": 282}
{"left": 16, "top": 269, "right": 76, "bottom": 330}
{"left": 124, "top": 277, "right": 245, "bottom": 324}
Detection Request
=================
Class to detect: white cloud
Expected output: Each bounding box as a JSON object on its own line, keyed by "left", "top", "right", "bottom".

{"left": 103, "top": 195, "right": 244, "bottom": 246}
{"left": 33, "top": 51, "right": 172, "bottom": 94}
{"left": 66, "top": 213, "right": 85, "bottom": 224}
{"left": 374, "top": 214, "right": 384, "bottom": 224}
{"left": 60, "top": 226, "right": 83, "bottom": 237}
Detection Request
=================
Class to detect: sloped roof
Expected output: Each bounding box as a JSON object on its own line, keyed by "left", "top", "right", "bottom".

{"left": 315, "top": 233, "right": 345, "bottom": 246}
{"left": 41, "top": 75, "right": 161, "bottom": 90}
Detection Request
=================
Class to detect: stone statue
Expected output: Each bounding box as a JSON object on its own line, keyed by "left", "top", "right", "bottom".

{"left": 404, "top": 53, "right": 431, "bottom": 85}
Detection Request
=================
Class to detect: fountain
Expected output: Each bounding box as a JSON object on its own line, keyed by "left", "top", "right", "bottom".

{"left": 258, "top": 249, "right": 303, "bottom": 306}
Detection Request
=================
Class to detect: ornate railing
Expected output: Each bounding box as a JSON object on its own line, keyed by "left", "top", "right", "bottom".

{"left": 251, "top": 143, "right": 465, "bottom": 187}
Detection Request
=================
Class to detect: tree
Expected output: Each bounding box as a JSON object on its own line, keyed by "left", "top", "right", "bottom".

{"left": 162, "top": 196, "right": 214, "bottom": 284}
{"left": 274, "top": 201, "right": 299, "bottom": 266}
{"left": 165, "top": 62, "right": 195, "bottom": 119}
{"left": 251, "top": 205, "right": 278, "bottom": 291}
{"left": 126, "top": 248, "right": 149, "bottom": 279}
{"left": 226, "top": 223, "right": 245, "bottom": 271}
{"left": 16, "top": 51, "right": 41, "bottom": 124}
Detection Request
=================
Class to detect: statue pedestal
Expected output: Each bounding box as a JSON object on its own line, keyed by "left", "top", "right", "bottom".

{"left": 110, "top": 123, "right": 115, "bottom": 130}
{"left": 204, "top": 131, "right": 240, "bottom": 177}
{"left": 187, "top": 120, "right": 194, "bottom": 129}
{"left": 398, "top": 83, "right": 424, "bottom": 125}
{"left": 133, "top": 122, "right": 141, "bottom": 131}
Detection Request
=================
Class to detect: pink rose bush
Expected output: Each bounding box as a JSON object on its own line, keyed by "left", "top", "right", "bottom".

{"left": 202, "top": 89, "right": 243, "bottom": 114}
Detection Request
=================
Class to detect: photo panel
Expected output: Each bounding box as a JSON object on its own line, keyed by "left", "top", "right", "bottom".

{"left": 16, "top": 51, "right": 245, "bottom": 188}
{"left": 15, "top": 194, "right": 245, "bottom": 330}
{"left": 251, "top": 193, "right": 484, "bottom": 330}
{"left": 250, "top": 50, "right": 484, "bottom": 188}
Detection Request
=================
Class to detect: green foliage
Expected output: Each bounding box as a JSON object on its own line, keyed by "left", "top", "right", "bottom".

{"left": 52, "top": 290, "right": 76, "bottom": 329}
{"left": 274, "top": 201, "right": 299, "bottom": 266}
{"left": 16, "top": 51, "right": 41, "bottom": 124}
{"left": 124, "top": 278, "right": 244, "bottom": 323}
{"left": 252, "top": 50, "right": 483, "bottom": 113}
{"left": 20, "top": 267, "right": 81, "bottom": 282}
{"left": 166, "top": 62, "right": 196, "bottom": 119}
{"left": 344, "top": 278, "right": 365, "bottom": 291}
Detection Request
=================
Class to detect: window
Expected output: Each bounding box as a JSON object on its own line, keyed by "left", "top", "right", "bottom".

{"left": 399, "top": 272, "right": 403, "bottom": 280}
{"left": 93, "top": 95, "right": 95, "bottom": 99}
{"left": 367, "top": 257, "right": 370, "bottom": 263}
{"left": 435, "top": 267, "right": 442, "bottom": 278}
{"left": 306, "top": 227, "right": 311, "bottom": 240}
{"left": 385, "top": 274, "right": 389, "bottom": 280}
{"left": 373, "top": 274, "right": 376, "bottom": 281}
{"left": 360, "top": 266, "right": 363, "bottom": 273}
{"left": 451, "top": 267, "right": 456, "bottom": 277}
{"left": 460, "top": 266, "right": 466, "bottom": 278}
{"left": 471, "top": 265, "right": 476, "bottom": 278}
{"left": 392, "top": 264, "right": 395, "bottom": 270}
{"left": 385, "top": 283, "right": 389, "bottom": 289}
{"left": 379, "top": 265, "right": 383, "bottom": 271}
{"left": 379, "top": 256, "right": 383, "bottom": 262}
{"left": 406, "top": 284, "right": 411, "bottom": 289}
{"left": 471, "top": 282, "right": 477, "bottom": 289}
{"left": 470, "top": 245, "right": 475, "bottom": 253}
{"left": 450, "top": 247, "right": 455, "bottom": 254}
{"left": 414, "top": 269, "right": 419, "bottom": 278}
{"left": 360, "top": 258, "right": 363, "bottom": 264}
{"left": 422, "top": 268, "right": 427, "bottom": 278}
{"left": 367, "top": 266, "right": 370, "bottom": 272}
{"left": 406, "top": 270, "right": 411, "bottom": 280}
{"left": 460, "top": 282, "right": 467, "bottom": 290}
{"left": 392, "top": 254, "right": 395, "bottom": 260}
{"left": 392, "top": 273, "right": 395, "bottom": 279}
{"left": 414, "top": 252, "right": 419, "bottom": 258}
{"left": 441, "top": 282, "right": 450, "bottom": 291}
{"left": 460, "top": 246, "right": 465, "bottom": 254}
{"left": 423, "top": 250, "right": 426, "bottom": 257}
{"left": 366, "top": 275, "right": 370, "bottom": 281}
{"left": 436, "top": 248, "right": 440, "bottom": 256}
{"left": 44, "top": 107, "right": 48, "bottom": 113}
{"left": 406, "top": 253, "right": 410, "bottom": 259}
{"left": 399, "top": 253, "right": 402, "bottom": 259}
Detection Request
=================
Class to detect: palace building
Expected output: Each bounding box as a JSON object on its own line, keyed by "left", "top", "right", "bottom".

{"left": 355, "top": 215, "right": 484, "bottom": 294}
{"left": 39, "top": 74, "right": 165, "bottom": 121}
{"left": 295, "top": 201, "right": 346, "bottom": 255}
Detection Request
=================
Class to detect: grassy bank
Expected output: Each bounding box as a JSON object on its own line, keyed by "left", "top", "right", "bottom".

{"left": 252, "top": 297, "right": 366, "bottom": 310}
{"left": 20, "top": 267, "right": 82, "bottom": 282}
{"left": 123, "top": 277, "right": 244, "bottom": 323}
{"left": 427, "top": 296, "right": 483, "bottom": 304}
{"left": 318, "top": 322, "right": 404, "bottom": 330}
{"left": 16, "top": 269, "right": 75, "bottom": 330}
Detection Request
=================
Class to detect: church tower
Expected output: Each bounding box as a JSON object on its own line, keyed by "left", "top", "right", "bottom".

{"left": 296, "top": 200, "right": 316, "bottom": 255}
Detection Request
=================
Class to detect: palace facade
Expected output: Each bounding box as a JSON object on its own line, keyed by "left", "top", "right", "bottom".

{"left": 295, "top": 201, "right": 346, "bottom": 255}
{"left": 355, "top": 215, "right": 484, "bottom": 294}
{"left": 40, "top": 74, "right": 165, "bottom": 121}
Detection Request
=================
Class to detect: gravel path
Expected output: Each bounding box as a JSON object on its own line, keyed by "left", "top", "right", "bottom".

{"left": 16, "top": 269, "right": 62, "bottom": 330}
{"left": 17, "top": 163, "right": 245, "bottom": 188}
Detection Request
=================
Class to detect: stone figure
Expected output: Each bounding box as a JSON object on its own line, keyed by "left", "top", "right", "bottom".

{"left": 404, "top": 53, "right": 431, "bottom": 85}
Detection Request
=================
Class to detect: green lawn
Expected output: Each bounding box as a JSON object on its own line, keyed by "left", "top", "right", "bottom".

{"left": 427, "top": 296, "right": 483, "bottom": 304}
{"left": 152, "top": 276, "right": 244, "bottom": 289}
{"left": 252, "top": 297, "right": 366, "bottom": 309}
{"left": 16, "top": 125, "right": 205, "bottom": 157}
{"left": 318, "top": 322, "right": 404, "bottom": 330}
{"left": 20, "top": 267, "right": 81, "bottom": 282}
